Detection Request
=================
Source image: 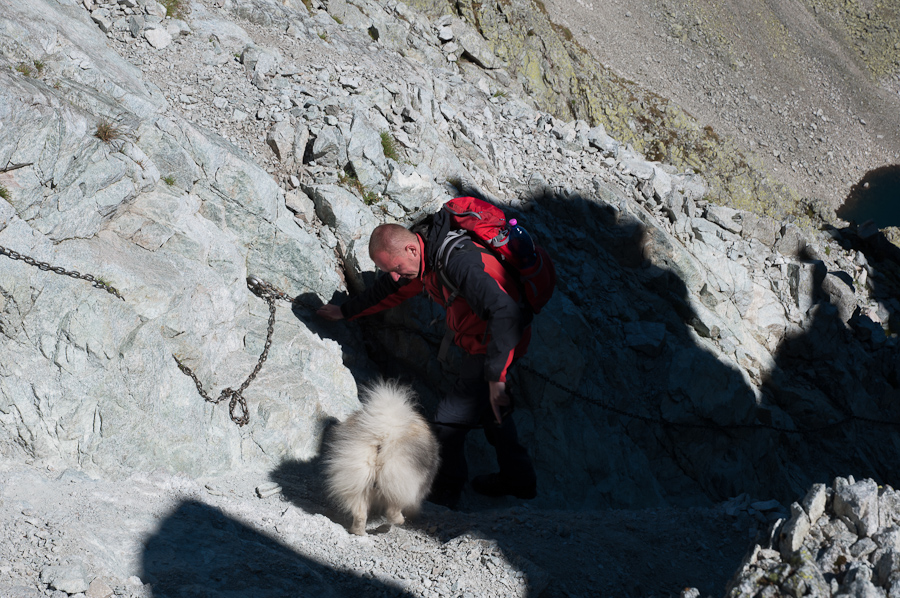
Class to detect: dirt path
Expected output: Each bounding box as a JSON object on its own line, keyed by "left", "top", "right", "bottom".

{"left": 0, "top": 460, "right": 755, "bottom": 597}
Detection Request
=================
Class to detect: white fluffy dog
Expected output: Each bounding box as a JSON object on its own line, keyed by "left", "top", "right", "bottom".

{"left": 324, "top": 380, "right": 440, "bottom": 536}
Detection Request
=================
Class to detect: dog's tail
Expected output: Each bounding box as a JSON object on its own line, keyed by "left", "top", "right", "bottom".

{"left": 325, "top": 380, "right": 439, "bottom": 513}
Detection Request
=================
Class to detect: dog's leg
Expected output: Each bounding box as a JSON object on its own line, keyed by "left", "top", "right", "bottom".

{"left": 385, "top": 505, "right": 404, "bottom": 527}
{"left": 348, "top": 497, "right": 368, "bottom": 536}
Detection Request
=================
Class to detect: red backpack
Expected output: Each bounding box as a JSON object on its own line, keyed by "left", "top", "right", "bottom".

{"left": 436, "top": 196, "right": 556, "bottom": 314}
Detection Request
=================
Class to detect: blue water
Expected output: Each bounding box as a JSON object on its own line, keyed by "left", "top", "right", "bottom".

{"left": 836, "top": 164, "right": 900, "bottom": 227}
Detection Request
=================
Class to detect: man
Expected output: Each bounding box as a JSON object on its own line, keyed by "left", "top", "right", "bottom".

{"left": 316, "top": 209, "right": 537, "bottom": 508}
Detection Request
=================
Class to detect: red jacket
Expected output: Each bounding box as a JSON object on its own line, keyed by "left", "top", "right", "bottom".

{"left": 340, "top": 213, "right": 531, "bottom": 382}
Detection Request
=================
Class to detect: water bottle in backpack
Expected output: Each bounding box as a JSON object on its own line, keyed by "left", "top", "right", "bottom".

{"left": 506, "top": 219, "right": 536, "bottom": 268}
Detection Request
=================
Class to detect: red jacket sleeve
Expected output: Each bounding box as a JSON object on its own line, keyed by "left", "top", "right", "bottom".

{"left": 340, "top": 274, "right": 424, "bottom": 320}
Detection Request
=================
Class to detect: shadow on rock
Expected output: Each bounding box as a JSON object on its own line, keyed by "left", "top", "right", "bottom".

{"left": 295, "top": 182, "right": 900, "bottom": 594}
{"left": 268, "top": 454, "right": 336, "bottom": 522}
{"left": 141, "top": 499, "right": 414, "bottom": 598}
{"left": 759, "top": 241, "right": 900, "bottom": 495}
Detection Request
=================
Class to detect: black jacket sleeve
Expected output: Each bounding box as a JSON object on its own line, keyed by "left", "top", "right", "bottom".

{"left": 442, "top": 240, "right": 527, "bottom": 381}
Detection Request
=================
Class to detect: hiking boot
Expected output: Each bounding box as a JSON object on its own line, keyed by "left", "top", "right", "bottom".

{"left": 471, "top": 473, "right": 536, "bottom": 499}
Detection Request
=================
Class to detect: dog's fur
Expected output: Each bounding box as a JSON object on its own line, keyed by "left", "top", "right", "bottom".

{"left": 324, "top": 380, "right": 440, "bottom": 535}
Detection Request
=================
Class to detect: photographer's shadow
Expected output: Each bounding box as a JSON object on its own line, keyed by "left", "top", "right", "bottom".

{"left": 141, "top": 498, "right": 414, "bottom": 597}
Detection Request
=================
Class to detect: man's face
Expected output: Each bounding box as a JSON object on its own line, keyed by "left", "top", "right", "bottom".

{"left": 373, "top": 243, "right": 420, "bottom": 282}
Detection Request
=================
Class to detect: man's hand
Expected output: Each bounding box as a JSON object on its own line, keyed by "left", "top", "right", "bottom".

{"left": 488, "top": 380, "right": 510, "bottom": 424}
{"left": 316, "top": 304, "right": 344, "bottom": 321}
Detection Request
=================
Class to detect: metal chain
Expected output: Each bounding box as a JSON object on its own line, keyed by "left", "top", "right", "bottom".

{"left": 364, "top": 320, "right": 900, "bottom": 436}
{"left": 517, "top": 364, "right": 858, "bottom": 436}
{"left": 0, "top": 244, "right": 124, "bottom": 300}
{"left": 2, "top": 244, "right": 889, "bottom": 437}
{"left": 173, "top": 276, "right": 297, "bottom": 427}
{"left": 0, "top": 162, "right": 32, "bottom": 173}
{"left": 0, "top": 241, "right": 304, "bottom": 427}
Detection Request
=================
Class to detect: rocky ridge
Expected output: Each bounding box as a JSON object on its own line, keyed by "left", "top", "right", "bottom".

{"left": 539, "top": 0, "right": 900, "bottom": 224}
{"left": 1, "top": 0, "right": 900, "bottom": 596}
{"left": 727, "top": 476, "right": 900, "bottom": 598}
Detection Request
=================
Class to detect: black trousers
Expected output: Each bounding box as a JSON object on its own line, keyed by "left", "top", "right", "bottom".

{"left": 432, "top": 353, "right": 536, "bottom": 492}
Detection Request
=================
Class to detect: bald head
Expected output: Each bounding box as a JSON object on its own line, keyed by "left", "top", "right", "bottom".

{"left": 369, "top": 224, "right": 417, "bottom": 261}
{"left": 369, "top": 224, "right": 421, "bottom": 281}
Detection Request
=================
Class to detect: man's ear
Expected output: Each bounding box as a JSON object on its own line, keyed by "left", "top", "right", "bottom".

{"left": 406, "top": 241, "right": 419, "bottom": 257}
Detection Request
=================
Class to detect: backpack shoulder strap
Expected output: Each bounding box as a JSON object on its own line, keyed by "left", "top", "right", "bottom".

{"left": 434, "top": 230, "right": 474, "bottom": 309}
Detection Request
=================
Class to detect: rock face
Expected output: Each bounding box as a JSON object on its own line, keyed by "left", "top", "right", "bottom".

{"left": 0, "top": 0, "right": 899, "bottom": 521}
{"left": 726, "top": 477, "right": 900, "bottom": 598}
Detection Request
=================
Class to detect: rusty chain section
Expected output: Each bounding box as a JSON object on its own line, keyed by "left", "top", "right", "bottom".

{"left": 6, "top": 237, "right": 892, "bottom": 436}
{"left": 0, "top": 240, "right": 307, "bottom": 428}
{"left": 0, "top": 244, "right": 124, "bottom": 300}
{"left": 173, "top": 276, "right": 302, "bottom": 427}
{"left": 0, "top": 161, "right": 33, "bottom": 173}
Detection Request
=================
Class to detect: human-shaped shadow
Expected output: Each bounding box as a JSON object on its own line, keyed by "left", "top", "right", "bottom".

{"left": 141, "top": 499, "right": 415, "bottom": 597}
{"left": 758, "top": 230, "right": 900, "bottom": 491}
{"left": 270, "top": 181, "right": 900, "bottom": 597}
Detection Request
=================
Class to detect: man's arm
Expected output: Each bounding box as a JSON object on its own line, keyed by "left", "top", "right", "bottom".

{"left": 317, "top": 274, "right": 423, "bottom": 322}
{"left": 444, "top": 241, "right": 527, "bottom": 387}
{"left": 316, "top": 304, "right": 344, "bottom": 321}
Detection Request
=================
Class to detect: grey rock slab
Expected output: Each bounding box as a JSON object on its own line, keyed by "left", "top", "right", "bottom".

{"left": 775, "top": 223, "right": 806, "bottom": 257}
{"left": 586, "top": 126, "right": 620, "bottom": 157}
{"left": 875, "top": 549, "right": 900, "bottom": 589}
{"left": 623, "top": 321, "right": 666, "bottom": 356}
{"left": 851, "top": 538, "right": 879, "bottom": 559}
{"left": 40, "top": 562, "right": 90, "bottom": 594}
{"left": 706, "top": 205, "right": 743, "bottom": 234}
{"left": 0, "top": 584, "right": 43, "bottom": 598}
{"left": 240, "top": 44, "right": 283, "bottom": 76}
{"left": 304, "top": 184, "right": 378, "bottom": 248}
{"left": 310, "top": 125, "right": 347, "bottom": 169}
{"left": 676, "top": 174, "right": 709, "bottom": 202}
{"left": 87, "top": 577, "right": 114, "bottom": 598}
{"left": 449, "top": 17, "right": 501, "bottom": 69}
{"left": 836, "top": 579, "right": 883, "bottom": 598}
{"left": 739, "top": 280, "right": 787, "bottom": 352}
{"left": 880, "top": 488, "right": 900, "bottom": 529}
{"left": 266, "top": 121, "right": 294, "bottom": 162}
{"left": 620, "top": 159, "right": 655, "bottom": 181}
{"left": 821, "top": 272, "right": 858, "bottom": 323}
{"left": 802, "top": 483, "right": 828, "bottom": 525}
{"left": 284, "top": 189, "right": 316, "bottom": 223}
{"left": 834, "top": 479, "right": 880, "bottom": 538}
{"left": 740, "top": 212, "right": 780, "bottom": 247}
{"left": 788, "top": 261, "right": 819, "bottom": 316}
{"left": 144, "top": 27, "right": 172, "bottom": 49}
{"left": 138, "top": 120, "right": 203, "bottom": 192}
{"left": 347, "top": 111, "right": 388, "bottom": 191}
{"left": 384, "top": 165, "right": 434, "bottom": 212}
{"left": 873, "top": 529, "right": 900, "bottom": 552}
{"left": 326, "top": 0, "right": 370, "bottom": 29}
{"left": 651, "top": 166, "right": 674, "bottom": 201}
{"left": 691, "top": 217, "right": 736, "bottom": 253}
{"left": 779, "top": 502, "right": 811, "bottom": 559}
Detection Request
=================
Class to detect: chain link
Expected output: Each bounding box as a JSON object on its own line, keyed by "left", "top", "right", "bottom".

{"left": 173, "top": 276, "right": 298, "bottom": 427}
{"left": 0, "top": 244, "right": 124, "bottom": 300}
